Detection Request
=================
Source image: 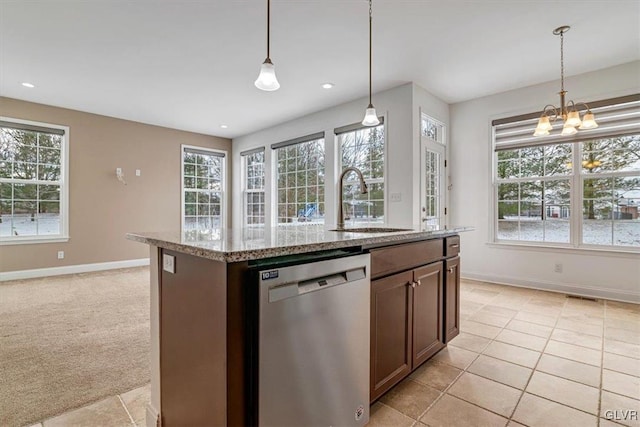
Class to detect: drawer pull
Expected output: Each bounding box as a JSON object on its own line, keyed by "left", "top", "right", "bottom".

{"left": 449, "top": 244, "right": 460, "bottom": 248}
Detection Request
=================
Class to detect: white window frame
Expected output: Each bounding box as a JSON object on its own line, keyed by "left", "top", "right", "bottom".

{"left": 490, "top": 95, "right": 640, "bottom": 253}
{"left": 419, "top": 111, "right": 447, "bottom": 228}
{"left": 272, "top": 135, "right": 326, "bottom": 226}
{"left": 337, "top": 121, "right": 387, "bottom": 225}
{"left": 180, "top": 144, "right": 227, "bottom": 232}
{"left": 241, "top": 149, "right": 266, "bottom": 226}
{"left": 0, "top": 117, "right": 70, "bottom": 245}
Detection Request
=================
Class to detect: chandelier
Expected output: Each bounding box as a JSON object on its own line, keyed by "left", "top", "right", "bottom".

{"left": 533, "top": 26, "right": 598, "bottom": 137}
{"left": 255, "top": 0, "right": 280, "bottom": 91}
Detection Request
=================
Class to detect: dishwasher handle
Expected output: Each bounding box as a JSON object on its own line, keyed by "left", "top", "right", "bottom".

{"left": 268, "top": 267, "right": 367, "bottom": 303}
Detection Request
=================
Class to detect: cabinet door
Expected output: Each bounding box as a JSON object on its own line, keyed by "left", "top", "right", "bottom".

{"left": 412, "top": 262, "right": 445, "bottom": 368}
{"left": 370, "top": 270, "right": 413, "bottom": 402}
{"left": 444, "top": 256, "right": 461, "bottom": 343}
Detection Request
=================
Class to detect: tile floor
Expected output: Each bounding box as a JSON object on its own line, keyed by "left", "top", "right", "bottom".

{"left": 25, "top": 278, "right": 639, "bottom": 427}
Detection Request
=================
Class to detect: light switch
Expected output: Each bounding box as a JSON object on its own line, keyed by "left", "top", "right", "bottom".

{"left": 390, "top": 193, "right": 402, "bottom": 202}
{"left": 163, "top": 254, "right": 175, "bottom": 274}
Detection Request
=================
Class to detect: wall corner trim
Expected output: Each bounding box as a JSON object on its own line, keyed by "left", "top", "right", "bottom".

{"left": 0, "top": 258, "right": 150, "bottom": 281}
{"left": 461, "top": 271, "right": 640, "bottom": 304}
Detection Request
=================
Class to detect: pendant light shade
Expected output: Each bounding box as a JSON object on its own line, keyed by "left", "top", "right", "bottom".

{"left": 362, "top": 0, "right": 379, "bottom": 127}
{"left": 565, "top": 110, "right": 582, "bottom": 127}
{"left": 579, "top": 111, "right": 598, "bottom": 129}
{"left": 255, "top": 59, "right": 280, "bottom": 91}
{"left": 255, "top": 0, "right": 280, "bottom": 91}
{"left": 561, "top": 123, "right": 577, "bottom": 136}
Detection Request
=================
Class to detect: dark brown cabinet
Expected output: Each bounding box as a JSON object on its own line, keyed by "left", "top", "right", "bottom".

{"left": 444, "top": 256, "right": 461, "bottom": 343}
{"left": 412, "top": 263, "right": 445, "bottom": 367}
{"left": 369, "top": 235, "right": 460, "bottom": 403}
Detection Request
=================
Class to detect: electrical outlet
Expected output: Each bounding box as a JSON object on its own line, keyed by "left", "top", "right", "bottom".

{"left": 135, "top": 169, "right": 141, "bottom": 176}
{"left": 116, "top": 167, "right": 122, "bottom": 175}
{"left": 390, "top": 193, "right": 402, "bottom": 202}
{"left": 554, "top": 262, "right": 563, "bottom": 273}
{"left": 57, "top": 251, "right": 64, "bottom": 259}
{"left": 163, "top": 254, "right": 175, "bottom": 274}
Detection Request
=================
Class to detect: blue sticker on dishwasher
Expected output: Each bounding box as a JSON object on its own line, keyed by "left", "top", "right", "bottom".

{"left": 261, "top": 270, "right": 279, "bottom": 280}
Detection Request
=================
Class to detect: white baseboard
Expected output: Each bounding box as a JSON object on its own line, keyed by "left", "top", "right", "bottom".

{"left": 462, "top": 271, "right": 640, "bottom": 304}
{"left": 0, "top": 258, "right": 150, "bottom": 281}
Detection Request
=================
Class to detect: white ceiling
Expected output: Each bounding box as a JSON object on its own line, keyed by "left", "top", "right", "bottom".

{"left": 1, "top": 1, "right": 638, "bottom": 139}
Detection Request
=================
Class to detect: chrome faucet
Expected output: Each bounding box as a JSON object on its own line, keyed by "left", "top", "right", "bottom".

{"left": 337, "top": 167, "right": 368, "bottom": 230}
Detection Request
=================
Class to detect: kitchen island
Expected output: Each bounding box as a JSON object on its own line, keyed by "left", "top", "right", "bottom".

{"left": 127, "top": 224, "right": 471, "bottom": 427}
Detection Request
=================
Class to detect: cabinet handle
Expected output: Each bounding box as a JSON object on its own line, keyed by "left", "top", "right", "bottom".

{"left": 408, "top": 281, "right": 416, "bottom": 288}
{"left": 416, "top": 279, "right": 422, "bottom": 286}
{"left": 447, "top": 267, "right": 455, "bottom": 273}
{"left": 449, "top": 244, "right": 460, "bottom": 248}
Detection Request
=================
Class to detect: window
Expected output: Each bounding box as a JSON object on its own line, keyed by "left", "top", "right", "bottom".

{"left": 493, "top": 95, "right": 640, "bottom": 249}
{"left": 273, "top": 133, "right": 325, "bottom": 224}
{"left": 241, "top": 148, "right": 265, "bottom": 225}
{"left": 182, "top": 146, "right": 226, "bottom": 231}
{"left": 421, "top": 113, "right": 446, "bottom": 227}
{"left": 337, "top": 122, "right": 385, "bottom": 224}
{"left": 0, "top": 119, "right": 68, "bottom": 243}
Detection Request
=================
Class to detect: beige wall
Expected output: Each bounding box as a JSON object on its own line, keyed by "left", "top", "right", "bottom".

{"left": 0, "top": 97, "right": 232, "bottom": 273}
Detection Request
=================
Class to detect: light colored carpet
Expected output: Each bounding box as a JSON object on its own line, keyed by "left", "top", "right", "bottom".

{"left": 0, "top": 267, "right": 150, "bottom": 427}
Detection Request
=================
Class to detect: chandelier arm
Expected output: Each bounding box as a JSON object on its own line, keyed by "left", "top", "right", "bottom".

{"left": 573, "top": 101, "right": 593, "bottom": 112}
{"left": 542, "top": 104, "right": 559, "bottom": 121}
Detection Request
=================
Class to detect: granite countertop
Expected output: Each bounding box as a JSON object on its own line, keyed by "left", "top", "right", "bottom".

{"left": 126, "top": 224, "right": 473, "bottom": 263}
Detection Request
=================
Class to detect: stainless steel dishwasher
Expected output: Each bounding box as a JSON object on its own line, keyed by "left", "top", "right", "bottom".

{"left": 256, "top": 253, "right": 370, "bottom": 427}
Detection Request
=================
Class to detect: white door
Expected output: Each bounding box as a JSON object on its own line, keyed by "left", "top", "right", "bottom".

{"left": 420, "top": 139, "right": 446, "bottom": 228}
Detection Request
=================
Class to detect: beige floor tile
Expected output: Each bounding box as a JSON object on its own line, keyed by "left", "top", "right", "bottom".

{"left": 600, "top": 391, "right": 640, "bottom": 427}
{"left": 468, "top": 311, "right": 512, "bottom": 328}
{"left": 606, "top": 317, "right": 640, "bottom": 333}
{"left": 506, "top": 422, "right": 527, "bottom": 427}
{"left": 465, "top": 288, "right": 501, "bottom": 304}
{"left": 560, "top": 312, "right": 605, "bottom": 326}
{"left": 28, "top": 424, "right": 43, "bottom": 427}
{"left": 467, "top": 354, "right": 532, "bottom": 390}
{"left": 514, "top": 311, "right": 557, "bottom": 327}
{"left": 544, "top": 340, "right": 602, "bottom": 366}
{"left": 604, "top": 352, "right": 640, "bottom": 377}
{"left": 550, "top": 328, "right": 603, "bottom": 350}
{"left": 536, "top": 354, "right": 601, "bottom": 387}
{"left": 605, "top": 338, "right": 640, "bottom": 360}
{"left": 43, "top": 396, "right": 133, "bottom": 427}
{"left": 379, "top": 378, "right": 440, "bottom": 420}
{"left": 409, "top": 360, "right": 462, "bottom": 391}
{"left": 430, "top": 346, "right": 478, "bottom": 370}
{"left": 478, "top": 305, "right": 518, "bottom": 319}
{"left": 556, "top": 318, "right": 603, "bottom": 336}
{"left": 602, "top": 369, "right": 640, "bottom": 399}
{"left": 420, "top": 394, "right": 507, "bottom": 427}
{"left": 607, "top": 301, "right": 640, "bottom": 313}
{"left": 525, "top": 371, "right": 599, "bottom": 414}
{"left": 448, "top": 332, "right": 491, "bottom": 353}
{"left": 447, "top": 372, "right": 522, "bottom": 417}
{"left": 606, "top": 308, "right": 640, "bottom": 323}
{"left": 460, "top": 319, "right": 502, "bottom": 339}
{"left": 483, "top": 341, "right": 541, "bottom": 368}
{"left": 512, "top": 393, "right": 598, "bottom": 427}
{"left": 490, "top": 295, "right": 531, "bottom": 310}
{"left": 120, "top": 384, "right": 150, "bottom": 426}
{"left": 521, "top": 304, "right": 563, "bottom": 318}
{"left": 506, "top": 319, "right": 553, "bottom": 338}
{"left": 495, "top": 328, "right": 547, "bottom": 351}
{"left": 367, "top": 402, "right": 414, "bottom": 427}
{"left": 606, "top": 327, "right": 640, "bottom": 345}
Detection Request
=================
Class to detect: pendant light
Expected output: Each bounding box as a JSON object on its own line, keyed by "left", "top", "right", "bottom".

{"left": 533, "top": 26, "right": 598, "bottom": 136}
{"left": 255, "top": 0, "right": 280, "bottom": 91}
{"left": 362, "top": 0, "right": 379, "bottom": 126}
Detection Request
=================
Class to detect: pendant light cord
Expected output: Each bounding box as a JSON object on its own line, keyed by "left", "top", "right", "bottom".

{"left": 368, "top": 0, "right": 373, "bottom": 106}
{"left": 267, "top": 0, "right": 271, "bottom": 59}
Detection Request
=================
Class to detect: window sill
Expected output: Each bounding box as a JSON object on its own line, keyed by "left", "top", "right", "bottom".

{"left": 487, "top": 241, "right": 640, "bottom": 257}
{"left": 0, "top": 236, "right": 70, "bottom": 246}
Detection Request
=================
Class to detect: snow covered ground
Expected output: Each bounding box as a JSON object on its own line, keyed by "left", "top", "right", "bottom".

{"left": 0, "top": 214, "right": 59, "bottom": 237}
{"left": 498, "top": 217, "right": 640, "bottom": 246}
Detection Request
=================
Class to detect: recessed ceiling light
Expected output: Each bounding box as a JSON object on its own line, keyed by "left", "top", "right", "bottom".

{"left": 321, "top": 83, "right": 334, "bottom": 89}
{"left": 21, "top": 82, "right": 35, "bottom": 88}
{"left": 220, "top": 125, "right": 228, "bottom": 129}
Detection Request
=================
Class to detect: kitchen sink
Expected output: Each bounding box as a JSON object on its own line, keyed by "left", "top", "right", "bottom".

{"left": 330, "top": 227, "right": 413, "bottom": 233}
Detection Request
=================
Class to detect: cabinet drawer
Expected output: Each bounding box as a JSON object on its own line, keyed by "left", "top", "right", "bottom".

{"left": 445, "top": 236, "right": 460, "bottom": 258}
{"left": 370, "top": 239, "right": 443, "bottom": 278}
